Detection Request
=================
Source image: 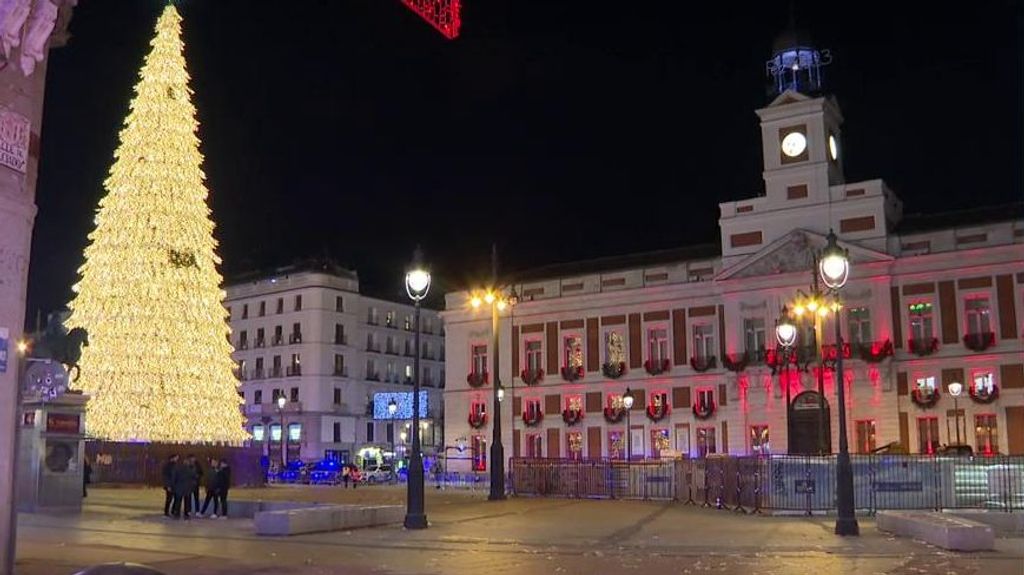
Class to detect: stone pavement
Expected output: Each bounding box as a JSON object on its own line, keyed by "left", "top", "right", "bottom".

{"left": 13, "top": 486, "right": 1024, "bottom": 574}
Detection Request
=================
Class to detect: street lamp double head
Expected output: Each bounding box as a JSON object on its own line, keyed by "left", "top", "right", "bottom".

{"left": 775, "top": 307, "right": 798, "bottom": 349}
{"left": 403, "top": 247, "right": 431, "bottom": 530}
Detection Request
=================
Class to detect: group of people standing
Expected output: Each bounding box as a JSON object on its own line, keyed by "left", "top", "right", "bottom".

{"left": 162, "top": 454, "right": 231, "bottom": 520}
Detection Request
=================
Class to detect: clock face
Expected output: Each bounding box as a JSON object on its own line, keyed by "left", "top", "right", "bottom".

{"left": 828, "top": 134, "right": 839, "bottom": 161}
{"left": 781, "top": 131, "right": 807, "bottom": 158}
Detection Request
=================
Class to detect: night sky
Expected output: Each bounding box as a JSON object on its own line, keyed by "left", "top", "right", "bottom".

{"left": 27, "top": 0, "right": 1023, "bottom": 318}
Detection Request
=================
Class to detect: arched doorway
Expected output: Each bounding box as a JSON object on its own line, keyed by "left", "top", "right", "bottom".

{"left": 789, "top": 390, "right": 831, "bottom": 455}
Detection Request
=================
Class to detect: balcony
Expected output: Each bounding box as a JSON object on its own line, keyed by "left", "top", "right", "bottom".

{"left": 366, "top": 372, "right": 380, "bottom": 382}
{"left": 963, "top": 332, "right": 995, "bottom": 352}
{"left": 385, "top": 347, "right": 399, "bottom": 356}
{"left": 270, "top": 366, "right": 283, "bottom": 378}
{"left": 422, "top": 351, "right": 435, "bottom": 360}
{"left": 851, "top": 340, "right": 894, "bottom": 362}
{"left": 689, "top": 355, "right": 717, "bottom": 373}
{"left": 234, "top": 369, "right": 248, "bottom": 381}
{"left": 334, "top": 335, "right": 348, "bottom": 345}
{"left": 289, "top": 333, "right": 303, "bottom": 344}
{"left": 251, "top": 368, "right": 265, "bottom": 380}
{"left": 367, "top": 317, "right": 379, "bottom": 326}
{"left": 332, "top": 367, "right": 348, "bottom": 377}
{"left": 286, "top": 365, "right": 302, "bottom": 377}
{"left": 237, "top": 340, "right": 249, "bottom": 350}
{"left": 271, "top": 335, "right": 283, "bottom": 346}
{"left": 254, "top": 338, "right": 266, "bottom": 349}
{"left": 366, "top": 343, "right": 381, "bottom": 353}
{"left": 908, "top": 337, "right": 939, "bottom": 357}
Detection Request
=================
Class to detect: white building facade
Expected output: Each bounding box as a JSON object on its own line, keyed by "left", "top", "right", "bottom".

{"left": 226, "top": 261, "right": 445, "bottom": 466}
{"left": 442, "top": 42, "right": 1024, "bottom": 473}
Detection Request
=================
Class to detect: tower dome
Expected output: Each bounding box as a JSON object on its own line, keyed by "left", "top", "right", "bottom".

{"left": 766, "top": 24, "right": 831, "bottom": 97}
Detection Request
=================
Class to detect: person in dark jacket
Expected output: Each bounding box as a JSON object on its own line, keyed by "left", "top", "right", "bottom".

{"left": 215, "top": 458, "right": 231, "bottom": 518}
{"left": 187, "top": 454, "right": 203, "bottom": 516}
{"left": 170, "top": 457, "right": 197, "bottom": 519}
{"left": 162, "top": 454, "right": 179, "bottom": 517}
{"left": 200, "top": 459, "right": 220, "bottom": 517}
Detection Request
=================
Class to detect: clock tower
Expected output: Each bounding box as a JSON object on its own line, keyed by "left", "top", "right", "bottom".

{"left": 718, "top": 27, "right": 902, "bottom": 267}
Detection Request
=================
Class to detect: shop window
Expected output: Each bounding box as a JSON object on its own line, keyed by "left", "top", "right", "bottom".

{"left": 855, "top": 420, "right": 876, "bottom": 453}
{"left": 608, "top": 430, "right": 625, "bottom": 460}
{"left": 750, "top": 425, "right": 770, "bottom": 455}
{"left": 696, "top": 427, "right": 717, "bottom": 457}
{"left": 567, "top": 431, "right": 583, "bottom": 460}
{"left": 917, "top": 417, "right": 940, "bottom": 454}
{"left": 975, "top": 414, "right": 998, "bottom": 455}
{"left": 650, "top": 428, "right": 670, "bottom": 458}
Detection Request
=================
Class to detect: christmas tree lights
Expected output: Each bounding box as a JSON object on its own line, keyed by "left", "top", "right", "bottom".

{"left": 66, "top": 5, "right": 247, "bottom": 444}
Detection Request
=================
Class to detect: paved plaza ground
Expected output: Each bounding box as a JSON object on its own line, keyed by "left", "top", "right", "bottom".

{"left": 13, "top": 485, "right": 1024, "bottom": 575}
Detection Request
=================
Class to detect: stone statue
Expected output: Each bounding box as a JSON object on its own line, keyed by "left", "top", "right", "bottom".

{"left": 0, "top": 0, "right": 32, "bottom": 58}
{"left": 20, "top": 0, "right": 58, "bottom": 75}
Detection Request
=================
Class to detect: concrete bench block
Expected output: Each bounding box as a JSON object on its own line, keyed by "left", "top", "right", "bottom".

{"left": 877, "top": 511, "right": 994, "bottom": 551}
{"left": 254, "top": 504, "right": 403, "bottom": 536}
{"left": 949, "top": 510, "right": 1024, "bottom": 535}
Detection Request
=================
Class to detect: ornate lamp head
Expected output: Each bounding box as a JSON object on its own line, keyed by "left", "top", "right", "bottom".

{"left": 819, "top": 229, "right": 850, "bottom": 290}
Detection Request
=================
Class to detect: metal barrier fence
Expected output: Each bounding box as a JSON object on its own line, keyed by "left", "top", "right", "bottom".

{"left": 511, "top": 455, "right": 1024, "bottom": 513}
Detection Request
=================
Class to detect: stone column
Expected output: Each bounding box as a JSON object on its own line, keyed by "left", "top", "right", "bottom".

{"left": 0, "top": 2, "right": 75, "bottom": 572}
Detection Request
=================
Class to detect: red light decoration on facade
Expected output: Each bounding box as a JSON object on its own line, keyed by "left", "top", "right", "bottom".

{"left": 401, "top": 0, "right": 462, "bottom": 39}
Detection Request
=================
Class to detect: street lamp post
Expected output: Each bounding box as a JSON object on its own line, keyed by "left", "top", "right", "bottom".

{"left": 775, "top": 309, "right": 798, "bottom": 446}
{"left": 388, "top": 399, "right": 398, "bottom": 461}
{"left": 623, "top": 388, "right": 635, "bottom": 460}
{"left": 819, "top": 229, "right": 858, "bottom": 536}
{"left": 404, "top": 247, "right": 431, "bottom": 529}
{"left": 948, "top": 382, "right": 963, "bottom": 445}
{"left": 276, "top": 395, "right": 287, "bottom": 467}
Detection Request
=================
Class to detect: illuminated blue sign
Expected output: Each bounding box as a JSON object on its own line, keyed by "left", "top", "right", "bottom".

{"left": 373, "top": 391, "right": 429, "bottom": 420}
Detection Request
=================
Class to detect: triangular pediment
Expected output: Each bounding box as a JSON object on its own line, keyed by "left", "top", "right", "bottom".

{"left": 716, "top": 230, "right": 894, "bottom": 281}
{"left": 768, "top": 89, "right": 810, "bottom": 107}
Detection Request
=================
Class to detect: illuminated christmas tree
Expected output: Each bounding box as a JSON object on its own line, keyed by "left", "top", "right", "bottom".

{"left": 66, "top": 5, "right": 246, "bottom": 444}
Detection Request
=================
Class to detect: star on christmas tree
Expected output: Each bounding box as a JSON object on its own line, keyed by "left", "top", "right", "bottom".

{"left": 66, "top": 4, "right": 247, "bottom": 444}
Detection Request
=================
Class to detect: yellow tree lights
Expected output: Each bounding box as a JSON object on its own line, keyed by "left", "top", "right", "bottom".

{"left": 65, "top": 5, "right": 247, "bottom": 444}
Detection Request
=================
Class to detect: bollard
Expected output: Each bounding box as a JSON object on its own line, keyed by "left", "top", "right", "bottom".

{"left": 74, "top": 563, "right": 167, "bottom": 575}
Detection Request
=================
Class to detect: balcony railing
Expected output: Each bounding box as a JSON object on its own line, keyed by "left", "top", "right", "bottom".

{"left": 908, "top": 337, "right": 939, "bottom": 357}
{"left": 367, "top": 318, "right": 379, "bottom": 326}
{"left": 286, "top": 365, "right": 302, "bottom": 377}
{"left": 272, "top": 335, "right": 283, "bottom": 346}
{"left": 334, "top": 335, "right": 348, "bottom": 345}
{"left": 963, "top": 332, "right": 995, "bottom": 352}
{"left": 289, "top": 333, "right": 302, "bottom": 344}
{"left": 270, "top": 366, "right": 283, "bottom": 378}
{"left": 385, "top": 347, "right": 399, "bottom": 355}
{"left": 366, "top": 372, "right": 380, "bottom": 382}
{"left": 254, "top": 338, "right": 266, "bottom": 348}
{"left": 333, "top": 367, "right": 348, "bottom": 377}
{"left": 251, "top": 368, "right": 265, "bottom": 380}
{"left": 366, "top": 343, "right": 381, "bottom": 353}
{"left": 237, "top": 340, "right": 249, "bottom": 350}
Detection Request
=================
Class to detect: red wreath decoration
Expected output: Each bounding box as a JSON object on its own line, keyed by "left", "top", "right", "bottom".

{"left": 468, "top": 410, "right": 487, "bottom": 429}
{"left": 644, "top": 358, "right": 670, "bottom": 375}
{"left": 603, "top": 406, "right": 626, "bottom": 424}
{"left": 908, "top": 338, "right": 939, "bottom": 357}
{"left": 911, "top": 386, "right": 939, "bottom": 408}
{"left": 560, "top": 365, "right": 584, "bottom": 382}
{"left": 857, "top": 340, "right": 894, "bottom": 363}
{"left": 522, "top": 406, "right": 543, "bottom": 426}
{"left": 646, "top": 401, "right": 670, "bottom": 422}
{"left": 692, "top": 400, "right": 715, "bottom": 420}
{"left": 466, "top": 371, "right": 488, "bottom": 388}
{"left": 689, "top": 356, "right": 717, "bottom": 373}
{"left": 722, "top": 352, "right": 749, "bottom": 373}
{"left": 969, "top": 382, "right": 999, "bottom": 404}
{"left": 602, "top": 362, "right": 627, "bottom": 379}
{"left": 562, "top": 408, "right": 583, "bottom": 426}
{"left": 963, "top": 332, "right": 995, "bottom": 352}
{"left": 520, "top": 368, "right": 544, "bottom": 385}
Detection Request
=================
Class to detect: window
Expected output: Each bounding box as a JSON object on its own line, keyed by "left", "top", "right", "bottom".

{"left": 254, "top": 357, "right": 264, "bottom": 378}
{"left": 290, "top": 387, "right": 299, "bottom": 402}
{"left": 366, "top": 422, "right": 375, "bottom": 442}
{"left": 259, "top": 301, "right": 266, "bottom": 317}
{"left": 386, "top": 311, "right": 395, "bottom": 327}
{"left": 404, "top": 315, "right": 412, "bottom": 330}
{"left": 333, "top": 387, "right": 341, "bottom": 405}
{"left": 242, "top": 304, "right": 249, "bottom": 319}
{"left": 975, "top": 414, "right": 998, "bottom": 455}
{"left": 272, "top": 355, "right": 282, "bottom": 377}
{"left": 288, "top": 423, "right": 301, "bottom": 441}
{"left": 525, "top": 340, "right": 543, "bottom": 372}
{"left": 335, "top": 296, "right": 344, "bottom": 312}
{"left": 368, "top": 307, "right": 378, "bottom": 325}
{"left": 273, "top": 325, "right": 283, "bottom": 346}
{"left": 276, "top": 298, "right": 283, "bottom": 314}
{"left": 567, "top": 431, "right": 583, "bottom": 460}
{"left": 523, "top": 398, "right": 542, "bottom": 422}
{"left": 289, "top": 353, "right": 301, "bottom": 376}
{"left": 333, "top": 422, "right": 341, "bottom": 443}
{"left": 563, "top": 335, "right": 583, "bottom": 369}
{"left": 697, "top": 427, "right": 717, "bottom": 457}
{"left": 334, "top": 324, "right": 346, "bottom": 345}
{"left": 294, "top": 295, "right": 302, "bottom": 311}
{"left": 422, "top": 367, "right": 432, "bottom": 386}
{"left": 650, "top": 428, "right": 670, "bottom": 458}
{"left": 973, "top": 372, "right": 995, "bottom": 396}
{"left": 696, "top": 388, "right": 715, "bottom": 411}
{"left": 965, "top": 297, "right": 991, "bottom": 335}
{"left": 365, "top": 359, "right": 377, "bottom": 380}
{"left": 254, "top": 389, "right": 263, "bottom": 405}
{"left": 915, "top": 375, "right": 937, "bottom": 392}
{"left": 647, "top": 328, "right": 669, "bottom": 364}
{"left": 255, "top": 328, "right": 265, "bottom": 348}
{"left": 565, "top": 395, "right": 583, "bottom": 413}
{"left": 405, "top": 364, "right": 413, "bottom": 378}
{"left": 917, "top": 417, "right": 940, "bottom": 454}
{"left": 471, "top": 435, "right": 487, "bottom": 471}
{"left": 386, "top": 423, "right": 394, "bottom": 444}
{"left": 471, "top": 344, "right": 488, "bottom": 376}
{"left": 608, "top": 430, "right": 625, "bottom": 460}
{"left": 693, "top": 324, "right": 715, "bottom": 360}
{"left": 743, "top": 318, "right": 766, "bottom": 355}
{"left": 847, "top": 307, "right": 871, "bottom": 344}
{"left": 252, "top": 425, "right": 265, "bottom": 442}
{"left": 270, "top": 424, "right": 282, "bottom": 442}
{"left": 290, "top": 322, "right": 302, "bottom": 344}
{"left": 604, "top": 331, "right": 626, "bottom": 365}
{"left": 908, "top": 302, "right": 934, "bottom": 341}
{"left": 386, "top": 361, "right": 396, "bottom": 382}
{"left": 750, "top": 425, "right": 770, "bottom": 455}
{"left": 607, "top": 393, "right": 624, "bottom": 409}
{"left": 238, "top": 330, "right": 248, "bottom": 349}
{"left": 333, "top": 354, "right": 345, "bottom": 376}
{"left": 386, "top": 335, "right": 396, "bottom": 354}
{"left": 855, "top": 420, "right": 876, "bottom": 453}
{"left": 526, "top": 433, "right": 542, "bottom": 458}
